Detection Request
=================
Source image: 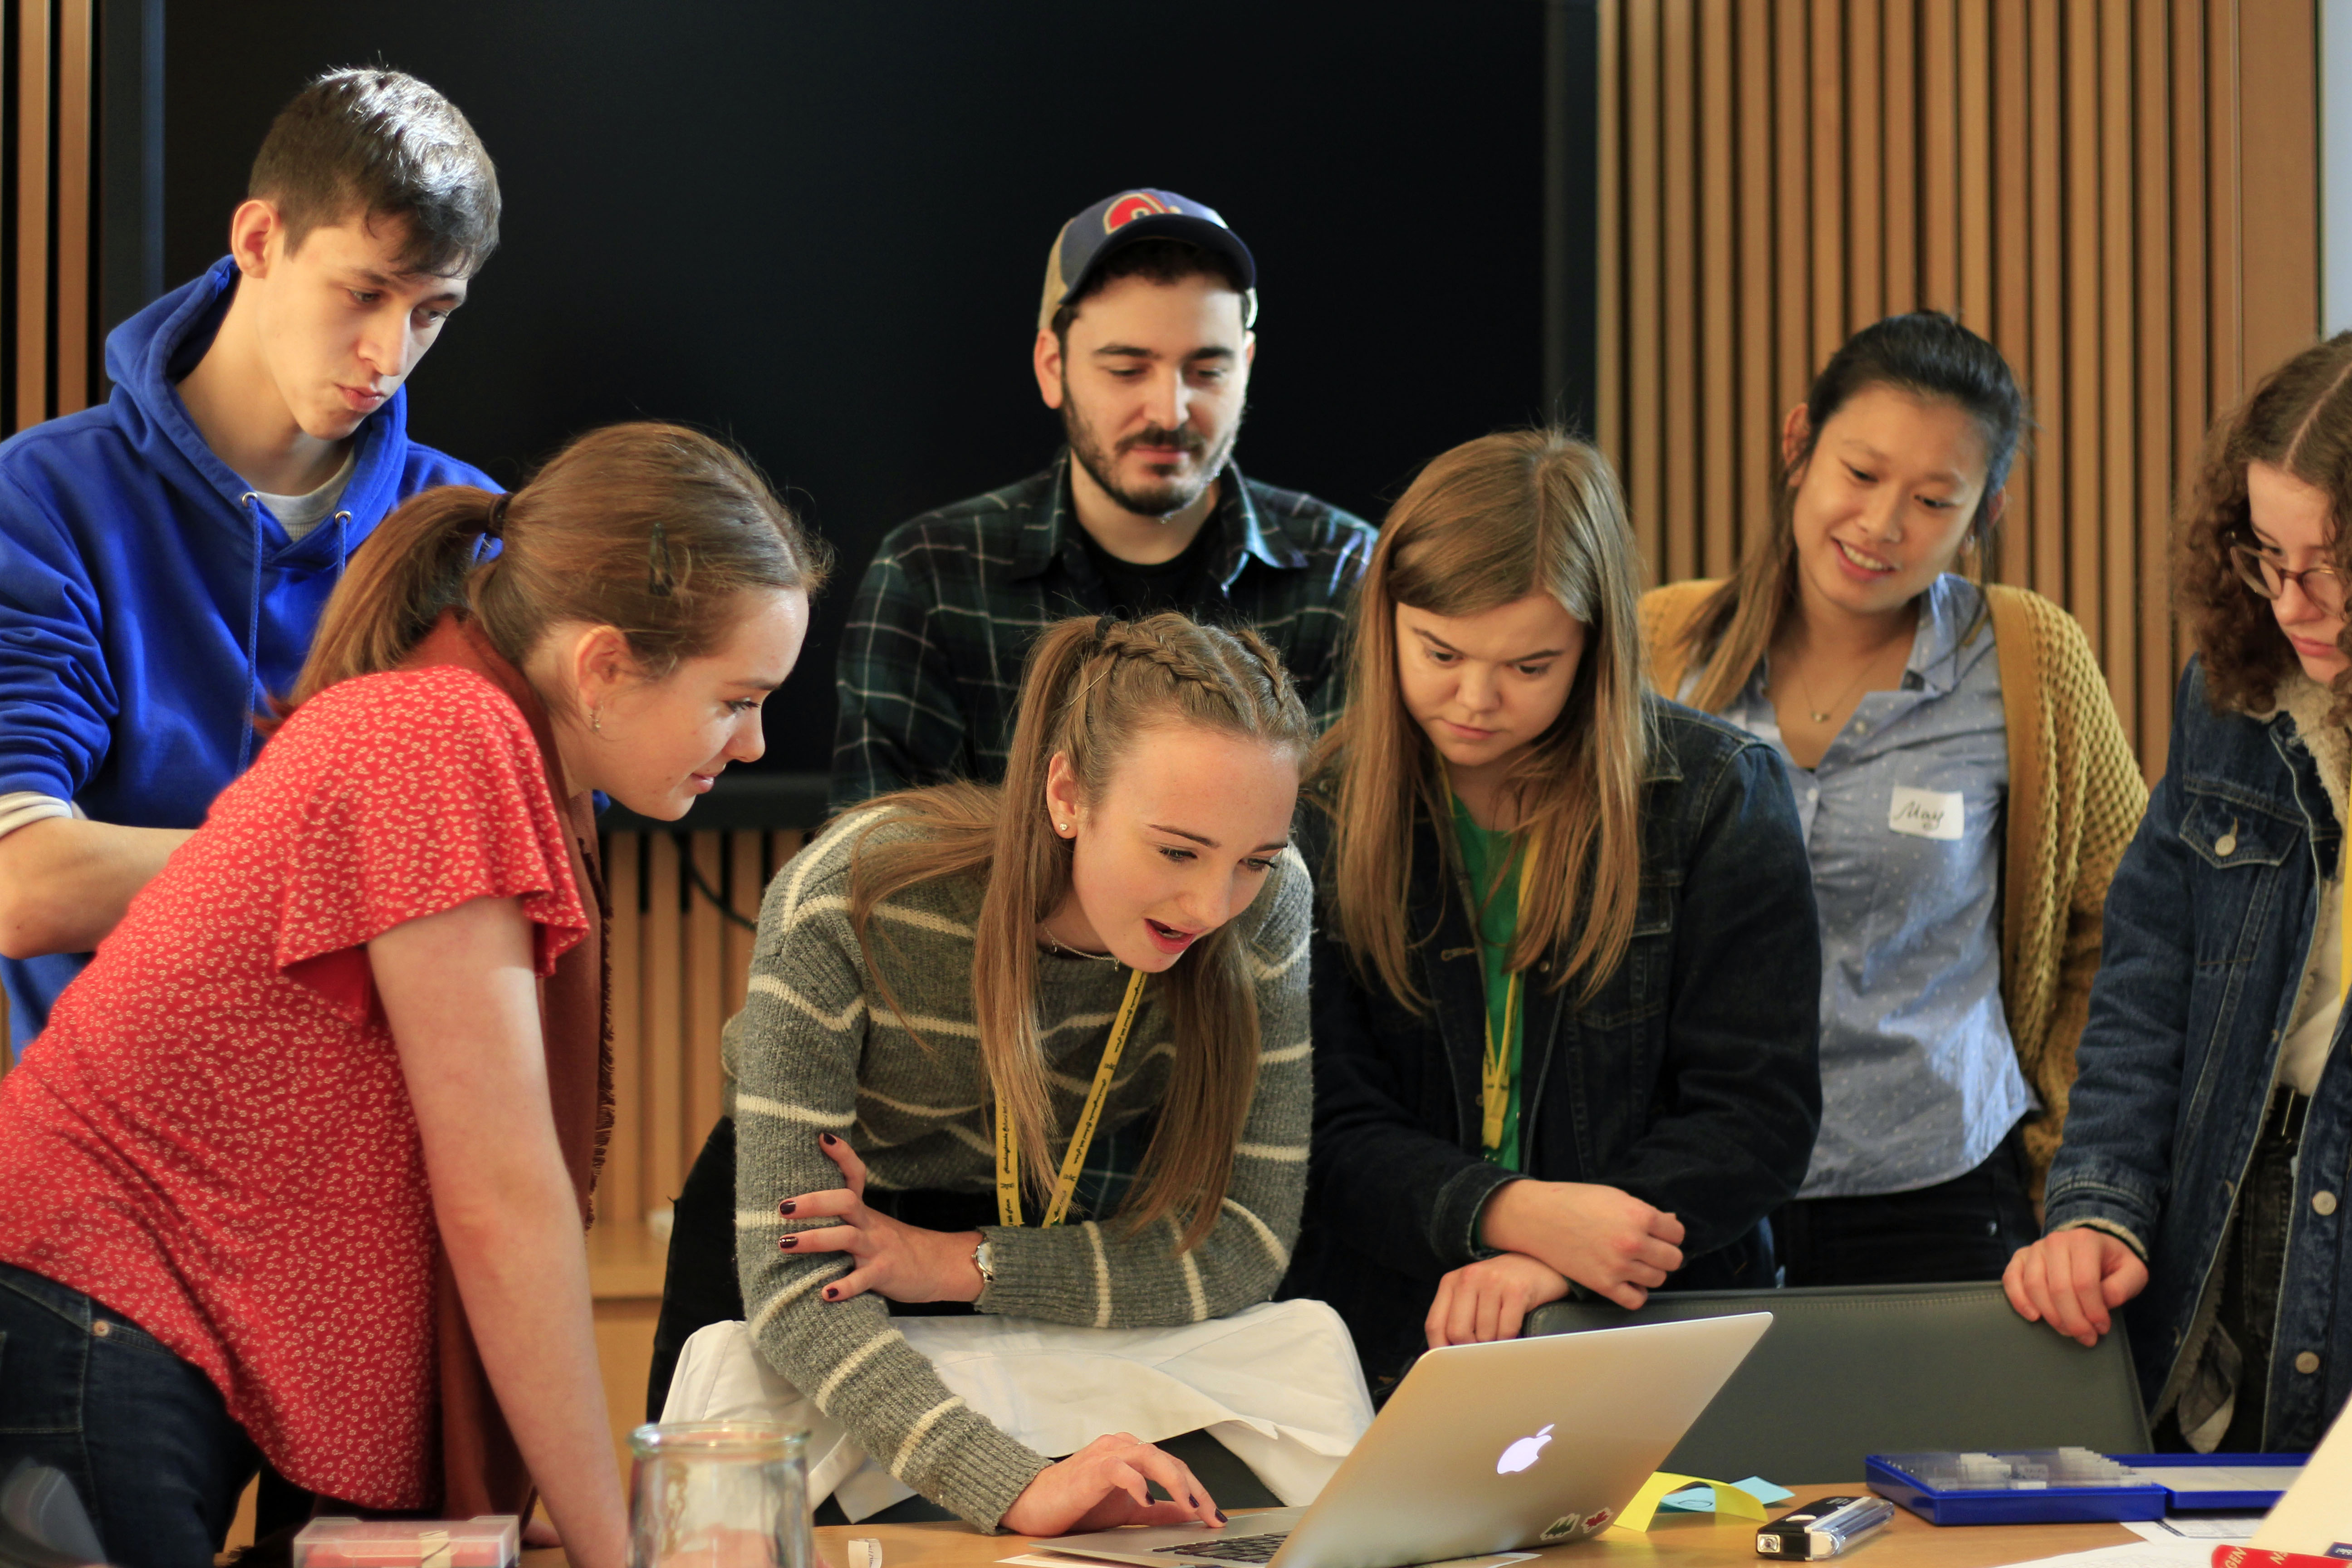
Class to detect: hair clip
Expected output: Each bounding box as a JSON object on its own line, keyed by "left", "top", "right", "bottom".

{"left": 483, "top": 491, "right": 512, "bottom": 540}
{"left": 1095, "top": 611, "right": 1119, "bottom": 642}
{"left": 648, "top": 519, "right": 676, "bottom": 598}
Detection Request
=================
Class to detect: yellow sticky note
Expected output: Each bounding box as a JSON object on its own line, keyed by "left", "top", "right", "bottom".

{"left": 1616, "top": 1472, "right": 1773, "bottom": 1532}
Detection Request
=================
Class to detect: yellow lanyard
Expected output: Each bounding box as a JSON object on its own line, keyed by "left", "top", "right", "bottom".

{"left": 1434, "top": 758, "right": 1541, "bottom": 1156}
{"left": 995, "top": 966, "right": 1149, "bottom": 1227}
{"left": 1479, "top": 836, "right": 1539, "bottom": 1154}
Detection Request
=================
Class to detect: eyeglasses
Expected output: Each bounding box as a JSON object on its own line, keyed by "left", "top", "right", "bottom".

{"left": 2230, "top": 542, "right": 2347, "bottom": 617}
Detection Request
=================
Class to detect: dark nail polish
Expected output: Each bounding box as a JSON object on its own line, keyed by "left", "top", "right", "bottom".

{"left": 779, "top": 1200, "right": 796, "bottom": 1215}
{"left": 1189, "top": 1495, "right": 1200, "bottom": 1508}
{"left": 1216, "top": 1511, "right": 1229, "bottom": 1525}
{"left": 821, "top": 1132, "right": 838, "bottom": 1146}
{"left": 823, "top": 1286, "right": 838, "bottom": 1300}
{"left": 779, "top": 1236, "right": 798, "bottom": 1250}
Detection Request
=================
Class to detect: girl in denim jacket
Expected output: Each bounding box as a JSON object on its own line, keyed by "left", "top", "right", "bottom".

{"left": 1284, "top": 430, "right": 1823, "bottom": 1385}
{"left": 2009, "top": 336, "right": 2352, "bottom": 1452}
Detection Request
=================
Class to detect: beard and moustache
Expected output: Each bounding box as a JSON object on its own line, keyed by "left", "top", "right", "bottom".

{"left": 1061, "top": 377, "right": 1243, "bottom": 519}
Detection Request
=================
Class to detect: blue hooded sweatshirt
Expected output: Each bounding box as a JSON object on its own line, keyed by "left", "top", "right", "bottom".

{"left": 0, "top": 257, "right": 496, "bottom": 1053}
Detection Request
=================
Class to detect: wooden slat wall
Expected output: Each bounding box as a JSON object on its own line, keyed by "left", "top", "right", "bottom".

{"left": 6, "top": 0, "right": 98, "bottom": 435}
{"left": 1596, "top": 0, "right": 2322, "bottom": 781}
{"left": 0, "top": 0, "right": 99, "bottom": 1069}
{"left": 599, "top": 830, "right": 803, "bottom": 1226}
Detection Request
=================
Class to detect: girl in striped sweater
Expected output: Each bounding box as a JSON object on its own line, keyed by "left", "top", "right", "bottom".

{"left": 656, "top": 612, "right": 1330, "bottom": 1534}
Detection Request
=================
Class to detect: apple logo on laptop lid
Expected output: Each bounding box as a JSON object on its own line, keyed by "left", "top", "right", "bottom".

{"left": 1496, "top": 1423, "right": 1555, "bottom": 1475}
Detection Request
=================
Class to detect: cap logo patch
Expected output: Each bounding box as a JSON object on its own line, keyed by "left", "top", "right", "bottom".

{"left": 1104, "top": 192, "right": 1172, "bottom": 232}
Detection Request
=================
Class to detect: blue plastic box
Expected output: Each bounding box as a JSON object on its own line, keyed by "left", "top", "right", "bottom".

{"left": 1866, "top": 1451, "right": 2304, "bottom": 1525}
{"left": 1866, "top": 1454, "right": 2167, "bottom": 1526}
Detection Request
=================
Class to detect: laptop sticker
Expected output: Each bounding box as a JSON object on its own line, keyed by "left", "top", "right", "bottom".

{"left": 1541, "top": 1517, "right": 1581, "bottom": 1542}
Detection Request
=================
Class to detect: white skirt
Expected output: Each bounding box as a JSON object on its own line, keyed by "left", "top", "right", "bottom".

{"left": 660, "top": 1298, "right": 1375, "bottom": 1523}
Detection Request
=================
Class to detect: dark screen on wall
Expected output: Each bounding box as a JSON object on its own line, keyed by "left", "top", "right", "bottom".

{"left": 161, "top": 1, "right": 1559, "bottom": 779}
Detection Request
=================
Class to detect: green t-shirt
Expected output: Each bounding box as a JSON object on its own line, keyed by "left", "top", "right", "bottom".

{"left": 1450, "top": 795, "right": 1527, "bottom": 1171}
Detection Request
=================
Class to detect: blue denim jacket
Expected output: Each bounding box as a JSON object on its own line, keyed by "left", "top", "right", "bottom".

{"left": 2045, "top": 658, "right": 2352, "bottom": 1450}
{"left": 1284, "top": 697, "right": 1824, "bottom": 1379}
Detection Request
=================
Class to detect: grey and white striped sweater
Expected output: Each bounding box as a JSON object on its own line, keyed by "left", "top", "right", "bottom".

{"left": 722, "top": 806, "right": 1314, "bottom": 1529}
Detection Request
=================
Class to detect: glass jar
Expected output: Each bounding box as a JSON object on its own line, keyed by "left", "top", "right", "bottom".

{"left": 627, "top": 1420, "right": 813, "bottom": 1568}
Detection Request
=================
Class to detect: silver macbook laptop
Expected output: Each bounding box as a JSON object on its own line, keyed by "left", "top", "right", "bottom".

{"left": 1042, "top": 1312, "right": 1773, "bottom": 1568}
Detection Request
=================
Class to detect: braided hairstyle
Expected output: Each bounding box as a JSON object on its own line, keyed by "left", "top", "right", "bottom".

{"left": 848, "top": 612, "right": 1312, "bottom": 1250}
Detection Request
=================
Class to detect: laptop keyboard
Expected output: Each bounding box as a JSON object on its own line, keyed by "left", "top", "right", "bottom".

{"left": 1152, "top": 1531, "right": 1290, "bottom": 1563}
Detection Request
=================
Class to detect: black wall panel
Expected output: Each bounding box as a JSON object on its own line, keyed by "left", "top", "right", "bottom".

{"left": 160, "top": 1, "right": 1578, "bottom": 778}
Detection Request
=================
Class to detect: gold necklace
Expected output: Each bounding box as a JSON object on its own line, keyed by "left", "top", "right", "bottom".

{"left": 1788, "top": 637, "right": 1904, "bottom": 725}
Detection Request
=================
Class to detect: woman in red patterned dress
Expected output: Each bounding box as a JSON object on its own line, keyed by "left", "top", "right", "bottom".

{"left": 0, "top": 422, "right": 826, "bottom": 1568}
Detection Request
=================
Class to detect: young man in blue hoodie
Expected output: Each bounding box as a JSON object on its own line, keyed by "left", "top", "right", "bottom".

{"left": 0, "top": 68, "right": 501, "bottom": 1055}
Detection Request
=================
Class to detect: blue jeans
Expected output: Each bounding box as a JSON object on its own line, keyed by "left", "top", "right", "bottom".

{"left": 0, "top": 1261, "right": 273, "bottom": 1568}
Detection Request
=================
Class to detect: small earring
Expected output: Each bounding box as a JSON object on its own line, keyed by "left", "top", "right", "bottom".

{"left": 591, "top": 708, "right": 603, "bottom": 734}
{"left": 1058, "top": 821, "right": 1070, "bottom": 833}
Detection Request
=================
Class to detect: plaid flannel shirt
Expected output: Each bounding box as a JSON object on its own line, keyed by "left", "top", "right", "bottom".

{"left": 829, "top": 450, "right": 1376, "bottom": 812}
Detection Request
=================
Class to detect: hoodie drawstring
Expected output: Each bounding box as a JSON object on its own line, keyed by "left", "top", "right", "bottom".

{"left": 238, "top": 494, "right": 263, "bottom": 773}
{"left": 334, "top": 510, "right": 352, "bottom": 579}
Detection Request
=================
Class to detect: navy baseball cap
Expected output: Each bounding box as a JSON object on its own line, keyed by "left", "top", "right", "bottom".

{"left": 1037, "top": 188, "right": 1259, "bottom": 333}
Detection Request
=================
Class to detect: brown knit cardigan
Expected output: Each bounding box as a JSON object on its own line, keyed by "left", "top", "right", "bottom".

{"left": 1640, "top": 580, "right": 2148, "bottom": 1193}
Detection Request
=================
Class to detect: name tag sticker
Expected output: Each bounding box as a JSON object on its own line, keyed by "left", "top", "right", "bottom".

{"left": 1888, "top": 786, "right": 1965, "bottom": 841}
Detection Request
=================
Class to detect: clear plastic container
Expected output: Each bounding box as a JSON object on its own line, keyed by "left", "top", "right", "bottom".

{"left": 629, "top": 1420, "right": 813, "bottom": 1568}
{"left": 290, "top": 1515, "right": 519, "bottom": 1568}
{"left": 1883, "top": 1448, "right": 2144, "bottom": 1490}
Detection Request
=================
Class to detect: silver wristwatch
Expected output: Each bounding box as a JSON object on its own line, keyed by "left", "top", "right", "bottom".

{"left": 972, "top": 1239, "right": 997, "bottom": 1286}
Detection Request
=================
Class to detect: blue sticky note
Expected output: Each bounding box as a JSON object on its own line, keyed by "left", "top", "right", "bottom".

{"left": 1659, "top": 1477, "right": 1793, "bottom": 1513}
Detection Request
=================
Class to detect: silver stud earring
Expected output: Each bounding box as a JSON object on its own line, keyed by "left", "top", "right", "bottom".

{"left": 591, "top": 707, "right": 603, "bottom": 734}
{"left": 1058, "top": 821, "right": 1070, "bottom": 833}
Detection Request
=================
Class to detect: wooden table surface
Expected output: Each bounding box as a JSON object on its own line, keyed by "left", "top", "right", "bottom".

{"left": 519, "top": 1485, "right": 2143, "bottom": 1568}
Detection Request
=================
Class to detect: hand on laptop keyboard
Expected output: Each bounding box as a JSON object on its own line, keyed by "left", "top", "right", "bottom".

{"left": 1002, "top": 1433, "right": 1226, "bottom": 1537}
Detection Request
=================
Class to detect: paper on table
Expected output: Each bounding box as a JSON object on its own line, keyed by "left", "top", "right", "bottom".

{"left": 2124, "top": 1518, "right": 2265, "bottom": 1544}
{"left": 2250, "top": 1389, "right": 2352, "bottom": 1555}
{"left": 1618, "top": 1472, "right": 1772, "bottom": 1532}
{"left": 1970, "top": 1541, "right": 2223, "bottom": 1568}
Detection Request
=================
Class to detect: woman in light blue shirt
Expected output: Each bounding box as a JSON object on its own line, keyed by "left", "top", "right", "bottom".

{"left": 1644, "top": 313, "right": 2145, "bottom": 1285}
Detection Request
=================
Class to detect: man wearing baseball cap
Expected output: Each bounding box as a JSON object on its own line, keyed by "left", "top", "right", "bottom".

{"left": 828, "top": 187, "right": 1376, "bottom": 809}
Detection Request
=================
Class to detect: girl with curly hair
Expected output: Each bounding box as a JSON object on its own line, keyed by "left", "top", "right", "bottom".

{"left": 2007, "top": 334, "right": 2352, "bottom": 1453}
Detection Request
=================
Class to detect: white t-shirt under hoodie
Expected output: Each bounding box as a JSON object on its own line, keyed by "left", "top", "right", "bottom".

{"left": 0, "top": 451, "right": 356, "bottom": 842}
